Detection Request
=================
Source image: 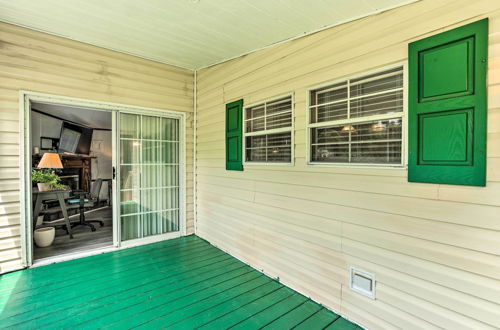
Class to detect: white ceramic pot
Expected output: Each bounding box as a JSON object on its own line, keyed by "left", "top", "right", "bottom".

{"left": 34, "top": 227, "right": 55, "bottom": 247}
{"left": 37, "top": 183, "right": 51, "bottom": 192}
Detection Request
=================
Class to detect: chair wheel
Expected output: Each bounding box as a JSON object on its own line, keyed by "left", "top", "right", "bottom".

{"left": 91, "top": 228, "right": 96, "bottom": 232}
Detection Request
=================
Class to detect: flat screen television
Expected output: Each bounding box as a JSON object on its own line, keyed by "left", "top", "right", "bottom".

{"left": 58, "top": 122, "right": 93, "bottom": 154}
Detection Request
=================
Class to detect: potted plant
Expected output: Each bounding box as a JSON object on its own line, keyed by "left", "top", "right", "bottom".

{"left": 32, "top": 169, "right": 66, "bottom": 191}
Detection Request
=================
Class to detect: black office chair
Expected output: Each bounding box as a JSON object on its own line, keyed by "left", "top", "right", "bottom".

{"left": 67, "top": 179, "right": 105, "bottom": 232}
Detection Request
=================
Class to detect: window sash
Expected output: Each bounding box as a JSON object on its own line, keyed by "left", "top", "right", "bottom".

{"left": 245, "top": 132, "right": 292, "bottom": 163}
{"left": 308, "top": 66, "right": 404, "bottom": 166}
{"left": 245, "top": 96, "right": 292, "bottom": 133}
{"left": 244, "top": 95, "right": 293, "bottom": 164}
{"left": 308, "top": 112, "right": 403, "bottom": 128}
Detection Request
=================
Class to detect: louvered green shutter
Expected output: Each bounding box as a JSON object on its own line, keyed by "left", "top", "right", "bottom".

{"left": 226, "top": 99, "right": 244, "bottom": 171}
{"left": 408, "top": 19, "right": 488, "bottom": 186}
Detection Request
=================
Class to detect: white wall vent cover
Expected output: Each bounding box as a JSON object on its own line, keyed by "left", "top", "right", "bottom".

{"left": 350, "top": 267, "right": 376, "bottom": 299}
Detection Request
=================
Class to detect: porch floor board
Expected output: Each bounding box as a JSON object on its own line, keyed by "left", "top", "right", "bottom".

{"left": 0, "top": 235, "right": 359, "bottom": 329}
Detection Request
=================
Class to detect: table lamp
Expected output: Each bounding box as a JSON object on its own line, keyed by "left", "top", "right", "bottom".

{"left": 37, "top": 152, "right": 63, "bottom": 169}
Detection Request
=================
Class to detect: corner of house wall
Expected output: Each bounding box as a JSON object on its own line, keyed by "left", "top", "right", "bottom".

{"left": 193, "top": 69, "right": 198, "bottom": 235}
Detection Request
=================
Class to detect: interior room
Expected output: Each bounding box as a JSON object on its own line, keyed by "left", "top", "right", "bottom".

{"left": 30, "top": 102, "right": 113, "bottom": 260}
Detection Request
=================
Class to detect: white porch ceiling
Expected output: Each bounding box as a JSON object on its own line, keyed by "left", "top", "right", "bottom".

{"left": 0, "top": 0, "right": 417, "bottom": 69}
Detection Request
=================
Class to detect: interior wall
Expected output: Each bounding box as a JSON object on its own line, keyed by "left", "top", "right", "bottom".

{"left": 91, "top": 130, "right": 112, "bottom": 201}
{"left": 0, "top": 22, "right": 194, "bottom": 273}
{"left": 30, "top": 111, "right": 62, "bottom": 151}
{"left": 195, "top": 0, "right": 500, "bottom": 329}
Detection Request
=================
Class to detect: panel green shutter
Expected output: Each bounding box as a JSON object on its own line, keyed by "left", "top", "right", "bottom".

{"left": 408, "top": 19, "right": 488, "bottom": 186}
{"left": 225, "top": 99, "right": 244, "bottom": 171}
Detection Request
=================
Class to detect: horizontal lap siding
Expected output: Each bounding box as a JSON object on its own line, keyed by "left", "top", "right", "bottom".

{"left": 0, "top": 22, "right": 194, "bottom": 274}
{"left": 195, "top": 1, "right": 500, "bottom": 329}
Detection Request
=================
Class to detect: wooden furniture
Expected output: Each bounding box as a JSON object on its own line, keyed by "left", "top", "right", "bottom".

{"left": 33, "top": 190, "right": 74, "bottom": 239}
{"left": 33, "top": 154, "right": 96, "bottom": 192}
{"left": 92, "top": 178, "right": 112, "bottom": 206}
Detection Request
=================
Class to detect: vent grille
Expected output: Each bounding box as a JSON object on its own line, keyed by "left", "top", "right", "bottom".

{"left": 350, "top": 267, "right": 376, "bottom": 299}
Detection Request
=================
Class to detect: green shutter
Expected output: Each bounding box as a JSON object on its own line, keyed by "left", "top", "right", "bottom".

{"left": 226, "top": 99, "right": 244, "bottom": 171}
{"left": 408, "top": 19, "right": 488, "bottom": 186}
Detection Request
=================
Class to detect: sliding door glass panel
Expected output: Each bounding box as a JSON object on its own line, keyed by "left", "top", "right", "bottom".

{"left": 120, "top": 113, "right": 180, "bottom": 241}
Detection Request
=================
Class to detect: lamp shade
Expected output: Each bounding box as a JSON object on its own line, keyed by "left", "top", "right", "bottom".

{"left": 37, "top": 153, "right": 63, "bottom": 169}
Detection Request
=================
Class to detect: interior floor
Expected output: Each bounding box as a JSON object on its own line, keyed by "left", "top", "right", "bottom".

{"left": 34, "top": 207, "right": 113, "bottom": 260}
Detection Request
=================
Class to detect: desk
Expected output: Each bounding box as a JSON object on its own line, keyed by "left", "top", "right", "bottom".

{"left": 33, "top": 190, "right": 74, "bottom": 239}
{"left": 91, "top": 178, "right": 112, "bottom": 206}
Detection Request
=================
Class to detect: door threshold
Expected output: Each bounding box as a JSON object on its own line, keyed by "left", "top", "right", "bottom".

{"left": 32, "top": 245, "right": 118, "bottom": 268}
{"left": 31, "top": 231, "right": 183, "bottom": 268}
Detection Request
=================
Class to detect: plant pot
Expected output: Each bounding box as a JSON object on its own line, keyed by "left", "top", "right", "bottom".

{"left": 34, "top": 227, "right": 55, "bottom": 247}
{"left": 37, "top": 183, "right": 51, "bottom": 191}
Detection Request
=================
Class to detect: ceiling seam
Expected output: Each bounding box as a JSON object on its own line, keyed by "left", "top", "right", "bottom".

{"left": 196, "top": 0, "right": 419, "bottom": 70}
{"left": 0, "top": 0, "right": 419, "bottom": 71}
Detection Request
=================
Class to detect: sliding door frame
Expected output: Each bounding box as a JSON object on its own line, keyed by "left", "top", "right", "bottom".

{"left": 116, "top": 109, "right": 186, "bottom": 248}
{"left": 20, "top": 91, "right": 186, "bottom": 267}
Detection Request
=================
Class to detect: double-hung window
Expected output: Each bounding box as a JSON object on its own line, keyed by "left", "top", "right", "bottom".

{"left": 308, "top": 66, "right": 404, "bottom": 165}
{"left": 244, "top": 95, "right": 293, "bottom": 164}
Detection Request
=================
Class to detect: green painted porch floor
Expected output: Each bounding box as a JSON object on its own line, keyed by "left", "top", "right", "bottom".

{"left": 0, "top": 235, "right": 360, "bottom": 329}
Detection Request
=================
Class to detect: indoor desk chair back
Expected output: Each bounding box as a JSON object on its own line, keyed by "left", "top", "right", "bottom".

{"left": 67, "top": 178, "right": 104, "bottom": 232}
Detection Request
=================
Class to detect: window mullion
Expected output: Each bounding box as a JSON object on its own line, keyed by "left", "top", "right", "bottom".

{"left": 264, "top": 102, "right": 267, "bottom": 131}
{"left": 347, "top": 78, "right": 352, "bottom": 163}
{"left": 308, "top": 112, "right": 404, "bottom": 129}
{"left": 265, "top": 134, "right": 268, "bottom": 162}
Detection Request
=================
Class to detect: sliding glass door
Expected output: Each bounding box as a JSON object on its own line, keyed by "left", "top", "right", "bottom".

{"left": 119, "top": 113, "right": 180, "bottom": 241}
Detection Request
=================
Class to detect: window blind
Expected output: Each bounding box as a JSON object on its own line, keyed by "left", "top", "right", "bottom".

{"left": 245, "top": 96, "right": 293, "bottom": 163}
{"left": 309, "top": 67, "right": 404, "bottom": 165}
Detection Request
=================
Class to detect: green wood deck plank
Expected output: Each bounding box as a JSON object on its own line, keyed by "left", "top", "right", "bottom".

{"left": 324, "top": 317, "right": 359, "bottom": 330}
{"left": 0, "top": 235, "right": 203, "bottom": 292}
{"left": 0, "top": 237, "right": 207, "bottom": 298}
{"left": 166, "top": 281, "right": 285, "bottom": 329}
{"left": 140, "top": 282, "right": 287, "bottom": 329}
{"left": 261, "top": 300, "right": 322, "bottom": 329}
{"left": 229, "top": 293, "right": 309, "bottom": 329}
{"left": 0, "top": 243, "right": 221, "bottom": 317}
{"left": 80, "top": 268, "right": 263, "bottom": 329}
{"left": 0, "top": 235, "right": 358, "bottom": 330}
{"left": 144, "top": 284, "right": 291, "bottom": 329}
{"left": 37, "top": 257, "right": 243, "bottom": 329}
{"left": 294, "top": 308, "right": 340, "bottom": 329}
{"left": 0, "top": 240, "right": 211, "bottom": 303}
{"left": 0, "top": 237, "right": 210, "bottom": 301}
{"left": 197, "top": 287, "right": 295, "bottom": 330}
{"left": 0, "top": 236, "right": 191, "bottom": 288}
{"left": 2, "top": 253, "right": 236, "bottom": 328}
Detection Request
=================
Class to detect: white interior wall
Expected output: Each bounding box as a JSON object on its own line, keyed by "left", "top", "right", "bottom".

{"left": 90, "top": 130, "right": 112, "bottom": 201}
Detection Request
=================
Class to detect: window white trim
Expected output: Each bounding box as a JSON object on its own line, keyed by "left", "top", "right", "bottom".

{"left": 243, "top": 93, "right": 295, "bottom": 166}
{"left": 306, "top": 62, "right": 408, "bottom": 168}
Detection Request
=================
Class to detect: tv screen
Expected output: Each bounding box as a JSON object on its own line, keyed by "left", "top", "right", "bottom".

{"left": 59, "top": 122, "right": 93, "bottom": 154}
{"left": 59, "top": 128, "right": 80, "bottom": 153}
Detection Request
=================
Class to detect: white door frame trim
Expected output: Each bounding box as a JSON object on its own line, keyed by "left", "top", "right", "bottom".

{"left": 19, "top": 91, "right": 187, "bottom": 268}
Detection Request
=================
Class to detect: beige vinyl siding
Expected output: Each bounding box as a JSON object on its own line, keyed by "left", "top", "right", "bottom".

{"left": 0, "top": 22, "right": 194, "bottom": 274}
{"left": 195, "top": 0, "right": 500, "bottom": 329}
